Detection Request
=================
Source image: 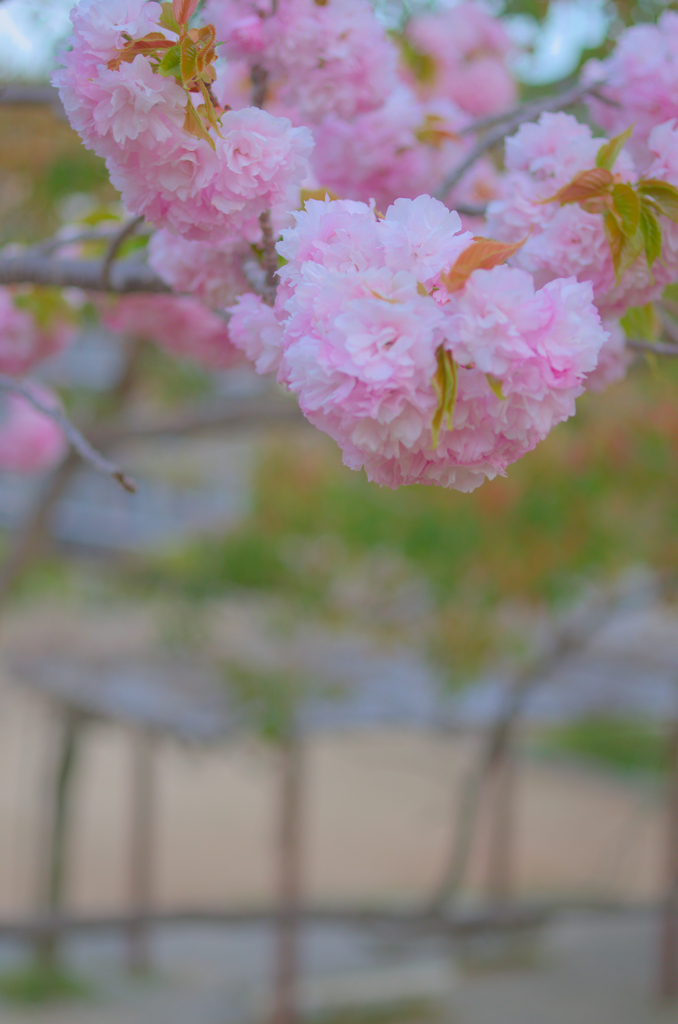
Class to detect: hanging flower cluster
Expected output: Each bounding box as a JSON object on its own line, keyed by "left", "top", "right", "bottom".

{"left": 53, "top": 0, "right": 313, "bottom": 241}
{"left": 229, "top": 197, "right": 607, "bottom": 492}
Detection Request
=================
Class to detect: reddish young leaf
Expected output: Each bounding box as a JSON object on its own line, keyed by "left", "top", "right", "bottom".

{"left": 440, "top": 236, "right": 526, "bottom": 292}
{"left": 540, "top": 167, "right": 613, "bottom": 206}
{"left": 173, "top": 0, "right": 199, "bottom": 25}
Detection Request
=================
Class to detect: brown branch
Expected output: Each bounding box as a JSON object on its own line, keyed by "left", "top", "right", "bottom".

{"left": 436, "top": 81, "right": 599, "bottom": 199}
{"left": 0, "top": 376, "right": 136, "bottom": 492}
{"left": 627, "top": 338, "right": 678, "bottom": 357}
{"left": 91, "top": 393, "right": 303, "bottom": 446}
{"left": 100, "top": 215, "right": 145, "bottom": 290}
{"left": 258, "top": 209, "right": 279, "bottom": 306}
{"left": 458, "top": 80, "right": 604, "bottom": 138}
{"left": 251, "top": 64, "right": 268, "bottom": 110}
{"left": 0, "top": 255, "right": 170, "bottom": 293}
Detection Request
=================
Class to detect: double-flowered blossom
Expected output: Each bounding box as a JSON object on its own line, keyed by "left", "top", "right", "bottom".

{"left": 53, "top": 0, "right": 313, "bottom": 242}
{"left": 585, "top": 12, "right": 678, "bottom": 171}
{"left": 0, "top": 386, "right": 67, "bottom": 474}
{"left": 104, "top": 294, "right": 239, "bottom": 369}
{"left": 229, "top": 196, "right": 608, "bottom": 492}
{"left": 311, "top": 86, "right": 495, "bottom": 214}
{"left": 204, "top": 0, "right": 400, "bottom": 124}
{"left": 0, "top": 288, "right": 74, "bottom": 377}
{"left": 403, "top": 2, "right": 517, "bottom": 118}
{"left": 148, "top": 229, "right": 250, "bottom": 307}
{"left": 485, "top": 113, "right": 678, "bottom": 319}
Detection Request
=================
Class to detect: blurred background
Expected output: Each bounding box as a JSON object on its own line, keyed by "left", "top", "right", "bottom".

{"left": 2, "top": 1, "right": 678, "bottom": 1023}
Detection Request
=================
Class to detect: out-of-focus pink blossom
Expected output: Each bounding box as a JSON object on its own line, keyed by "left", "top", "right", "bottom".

{"left": 0, "top": 386, "right": 67, "bottom": 474}
{"left": 148, "top": 230, "right": 250, "bottom": 307}
{"left": 404, "top": 2, "right": 517, "bottom": 117}
{"left": 0, "top": 289, "right": 74, "bottom": 376}
{"left": 585, "top": 321, "right": 631, "bottom": 393}
{"left": 104, "top": 295, "right": 240, "bottom": 369}
{"left": 205, "top": 0, "right": 400, "bottom": 123}
{"left": 311, "top": 86, "right": 484, "bottom": 212}
{"left": 585, "top": 12, "right": 678, "bottom": 171}
{"left": 485, "top": 112, "right": 678, "bottom": 318}
{"left": 229, "top": 196, "right": 607, "bottom": 491}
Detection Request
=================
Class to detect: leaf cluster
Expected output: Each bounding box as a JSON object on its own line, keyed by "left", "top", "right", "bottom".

{"left": 543, "top": 128, "right": 678, "bottom": 280}
{"left": 106, "top": 1, "right": 223, "bottom": 149}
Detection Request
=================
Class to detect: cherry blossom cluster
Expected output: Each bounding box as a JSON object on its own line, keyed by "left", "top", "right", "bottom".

{"left": 53, "top": 0, "right": 313, "bottom": 242}
{"left": 585, "top": 11, "right": 678, "bottom": 171}
{"left": 486, "top": 113, "right": 678, "bottom": 318}
{"left": 229, "top": 196, "right": 608, "bottom": 492}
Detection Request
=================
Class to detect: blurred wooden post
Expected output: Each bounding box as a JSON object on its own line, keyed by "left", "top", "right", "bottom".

{"left": 36, "top": 710, "right": 81, "bottom": 969}
{"left": 272, "top": 733, "right": 304, "bottom": 1024}
{"left": 659, "top": 720, "right": 678, "bottom": 1001}
{"left": 127, "top": 729, "right": 155, "bottom": 974}
{"left": 486, "top": 737, "right": 516, "bottom": 904}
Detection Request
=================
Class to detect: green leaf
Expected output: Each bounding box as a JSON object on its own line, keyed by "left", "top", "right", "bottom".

{"left": 180, "top": 35, "right": 197, "bottom": 85}
{"left": 197, "top": 80, "right": 223, "bottom": 138}
{"left": 639, "top": 204, "right": 662, "bottom": 268}
{"left": 183, "top": 94, "right": 214, "bottom": 149}
{"left": 612, "top": 183, "right": 640, "bottom": 238}
{"left": 486, "top": 375, "right": 505, "bottom": 400}
{"left": 620, "top": 303, "right": 661, "bottom": 341}
{"left": 637, "top": 179, "right": 678, "bottom": 224}
{"left": 604, "top": 211, "right": 624, "bottom": 281}
{"left": 595, "top": 126, "right": 633, "bottom": 171}
{"left": 158, "top": 1, "right": 181, "bottom": 34}
{"left": 157, "top": 43, "right": 181, "bottom": 77}
{"left": 431, "top": 347, "right": 458, "bottom": 448}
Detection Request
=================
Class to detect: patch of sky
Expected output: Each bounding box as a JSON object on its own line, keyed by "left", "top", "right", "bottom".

{"left": 505, "top": 0, "right": 611, "bottom": 85}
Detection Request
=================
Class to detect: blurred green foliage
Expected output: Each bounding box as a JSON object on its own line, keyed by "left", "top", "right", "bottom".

{"left": 135, "top": 352, "right": 678, "bottom": 682}
{"left": 544, "top": 716, "right": 667, "bottom": 775}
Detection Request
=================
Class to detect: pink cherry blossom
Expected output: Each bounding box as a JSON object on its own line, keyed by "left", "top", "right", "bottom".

{"left": 230, "top": 196, "right": 607, "bottom": 491}
{"left": 485, "top": 112, "right": 678, "bottom": 318}
{"left": 404, "top": 2, "right": 517, "bottom": 117}
{"left": 0, "top": 289, "right": 74, "bottom": 377}
{"left": 585, "top": 321, "right": 631, "bottom": 394}
{"left": 104, "top": 295, "right": 240, "bottom": 369}
{"left": 204, "top": 0, "right": 400, "bottom": 123}
{"left": 0, "top": 386, "right": 67, "bottom": 474}
{"left": 53, "top": 0, "right": 313, "bottom": 243}
{"left": 585, "top": 12, "right": 678, "bottom": 171}
{"left": 148, "top": 229, "right": 250, "bottom": 307}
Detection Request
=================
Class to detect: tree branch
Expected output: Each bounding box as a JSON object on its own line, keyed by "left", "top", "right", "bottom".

{"left": 0, "top": 255, "right": 170, "bottom": 293}
{"left": 627, "top": 339, "right": 678, "bottom": 357}
{"left": 0, "top": 376, "right": 136, "bottom": 492}
{"left": 91, "top": 393, "right": 303, "bottom": 446}
{"left": 436, "top": 81, "right": 599, "bottom": 199}
{"left": 100, "top": 215, "right": 145, "bottom": 290}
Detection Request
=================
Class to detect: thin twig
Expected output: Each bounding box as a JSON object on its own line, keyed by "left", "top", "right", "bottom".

{"left": 436, "top": 81, "right": 598, "bottom": 199}
{"left": 258, "top": 209, "right": 279, "bottom": 306}
{"left": 251, "top": 64, "right": 268, "bottom": 110}
{"left": 627, "top": 339, "right": 678, "bottom": 357}
{"left": 0, "top": 255, "right": 169, "bottom": 293}
{"left": 100, "top": 215, "right": 145, "bottom": 290}
{"left": 0, "top": 376, "right": 136, "bottom": 493}
{"left": 458, "top": 80, "right": 602, "bottom": 138}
